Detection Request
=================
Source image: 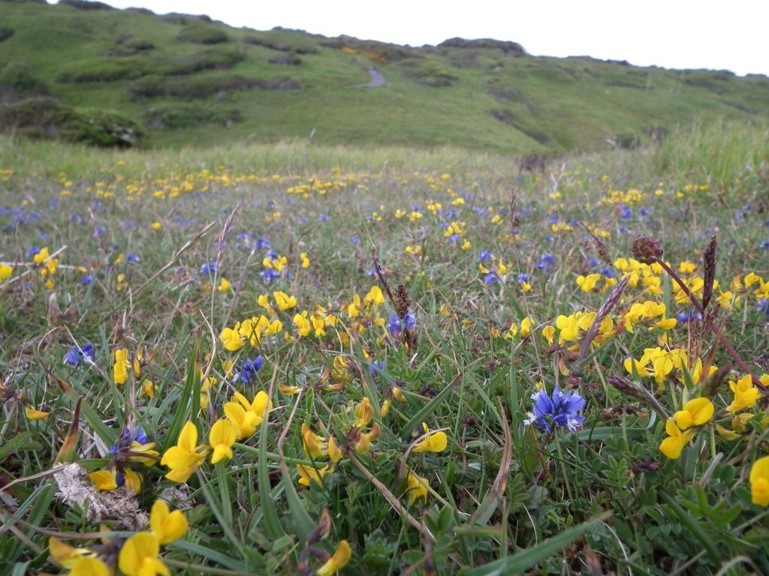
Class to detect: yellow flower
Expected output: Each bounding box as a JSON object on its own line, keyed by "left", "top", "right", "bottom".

{"left": 355, "top": 397, "right": 374, "bottom": 428}
{"left": 0, "top": 264, "right": 12, "bottom": 282}
{"left": 293, "top": 311, "right": 312, "bottom": 337}
{"left": 672, "top": 397, "right": 714, "bottom": 430}
{"left": 160, "top": 421, "right": 206, "bottom": 483}
{"left": 749, "top": 455, "right": 769, "bottom": 507}
{"left": 113, "top": 348, "right": 129, "bottom": 385}
{"left": 354, "top": 423, "right": 380, "bottom": 453}
{"left": 118, "top": 532, "right": 168, "bottom": 576}
{"left": 300, "top": 252, "right": 310, "bottom": 268}
{"left": 406, "top": 471, "right": 429, "bottom": 506}
{"left": 297, "top": 463, "right": 332, "bottom": 487}
{"left": 88, "top": 470, "right": 118, "bottom": 492}
{"left": 273, "top": 290, "right": 297, "bottom": 311}
{"left": 223, "top": 391, "right": 272, "bottom": 439}
{"left": 220, "top": 324, "right": 245, "bottom": 351}
{"left": 150, "top": 499, "right": 188, "bottom": 545}
{"left": 363, "top": 286, "right": 385, "bottom": 307}
{"left": 659, "top": 419, "right": 695, "bottom": 460}
{"left": 302, "top": 423, "right": 328, "bottom": 458}
{"left": 24, "top": 405, "right": 49, "bottom": 420}
{"left": 726, "top": 373, "right": 760, "bottom": 413}
{"left": 217, "top": 277, "right": 231, "bottom": 292}
{"left": 413, "top": 423, "right": 448, "bottom": 453}
{"left": 209, "top": 419, "right": 238, "bottom": 464}
{"left": 316, "top": 540, "right": 352, "bottom": 576}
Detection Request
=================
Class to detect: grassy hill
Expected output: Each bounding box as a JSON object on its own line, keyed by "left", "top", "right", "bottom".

{"left": 2, "top": 0, "right": 769, "bottom": 153}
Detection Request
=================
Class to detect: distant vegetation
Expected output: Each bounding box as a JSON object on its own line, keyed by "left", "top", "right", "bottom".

{"left": 0, "top": 0, "right": 768, "bottom": 151}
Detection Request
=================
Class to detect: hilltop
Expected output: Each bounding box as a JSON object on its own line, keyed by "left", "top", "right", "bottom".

{"left": 1, "top": 0, "right": 768, "bottom": 152}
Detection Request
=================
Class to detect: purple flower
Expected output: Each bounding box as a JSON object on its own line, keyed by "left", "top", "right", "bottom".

{"left": 237, "top": 356, "right": 264, "bottom": 384}
{"left": 524, "top": 386, "right": 585, "bottom": 433}
{"left": 200, "top": 262, "right": 218, "bottom": 276}
{"left": 64, "top": 342, "right": 95, "bottom": 366}
{"left": 477, "top": 250, "right": 493, "bottom": 262}
{"left": 537, "top": 253, "right": 555, "bottom": 271}
{"left": 369, "top": 360, "right": 385, "bottom": 375}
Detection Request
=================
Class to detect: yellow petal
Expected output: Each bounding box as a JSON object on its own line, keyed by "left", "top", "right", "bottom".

{"left": 316, "top": 540, "right": 352, "bottom": 576}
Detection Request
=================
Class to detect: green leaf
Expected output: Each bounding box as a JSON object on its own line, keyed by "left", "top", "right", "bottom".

{"left": 400, "top": 372, "right": 462, "bottom": 439}
{"left": 459, "top": 512, "right": 611, "bottom": 576}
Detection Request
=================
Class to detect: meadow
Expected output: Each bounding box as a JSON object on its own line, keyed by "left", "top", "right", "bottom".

{"left": 1, "top": 120, "right": 769, "bottom": 575}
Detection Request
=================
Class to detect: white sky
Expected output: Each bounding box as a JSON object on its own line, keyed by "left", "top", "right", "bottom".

{"left": 51, "top": 0, "right": 769, "bottom": 76}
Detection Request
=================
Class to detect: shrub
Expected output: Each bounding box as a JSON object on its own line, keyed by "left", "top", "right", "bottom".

{"left": 57, "top": 56, "right": 157, "bottom": 82}
{"left": 0, "top": 27, "right": 14, "bottom": 43}
{"left": 0, "top": 97, "right": 144, "bottom": 148}
{"left": 176, "top": 24, "right": 228, "bottom": 45}
{"left": 269, "top": 54, "right": 302, "bottom": 66}
{"left": 106, "top": 36, "right": 155, "bottom": 57}
{"left": 127, "top": 74, "right": 298, "bottom": 100}
{"left": 57, "top": 108, "right": 145, "bottom": 147}
{"left": 0, "top": 60, "right": 49, "bottom": 99}
{"left": 144, "top": 103, "right": 242, "bottom": 129}
{"left": 165, "top": 48, "right": 245, "bottom": 75}
{"left": 59, "top": 0, "right": 114, "bottom": 10}
{"left": 399, "top": 58, "right": 457, "bottom": 87}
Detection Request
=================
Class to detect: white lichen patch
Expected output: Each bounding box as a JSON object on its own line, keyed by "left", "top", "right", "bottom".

{"left": 53, "top": 463, "right": 148, "bottom": 529}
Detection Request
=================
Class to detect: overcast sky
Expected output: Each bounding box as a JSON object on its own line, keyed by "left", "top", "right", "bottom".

{"left": 51, "top": 0, "right": 769, "bottom": 76}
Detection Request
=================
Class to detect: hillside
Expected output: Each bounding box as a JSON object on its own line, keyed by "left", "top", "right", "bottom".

{"left": 1, "top": 0, "right": 769, "bottom": 152}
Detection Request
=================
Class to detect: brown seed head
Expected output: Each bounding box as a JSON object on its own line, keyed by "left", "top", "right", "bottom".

{"left": 631, "top": 236, "right": 663, "bottom": 265}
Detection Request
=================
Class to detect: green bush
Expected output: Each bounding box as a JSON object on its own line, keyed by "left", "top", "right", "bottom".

{"left": 57, "top": 56, "right": 157, "bottom": 82}
{"left": 165, "top": 48, "right": 245, "bottom": 75}
{"left": 0, "top": 27, "right": 14, "bottom": 43}
{"left": 57, "top": 108, "right": 145, "bottom": 147}
{"left": 176, "top": 24, "right": 228, "bottom": 45}
{"left": 106, "top": 35, "right": 155, "bottom": 57}
{"left": 0, "top": 97, "right": 144, "bottom": 147}
{"left": 127, "top": 74, "right": 298, "bottom": 100}
{"left": 0, "top": 60, "right": 50, "bottom": 98}
{"left": 399, "top": 58, "right": 457, "bottom": 87}
{"left": 144, "top": 103, "right": 242, "bottom": 129}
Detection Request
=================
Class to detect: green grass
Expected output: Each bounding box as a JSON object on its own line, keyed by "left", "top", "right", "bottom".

{"left": 2, "top": 1, "right": 769, "bottom": 151}
{"left": 2, "top": 122, "right": 769, "bottom": 574}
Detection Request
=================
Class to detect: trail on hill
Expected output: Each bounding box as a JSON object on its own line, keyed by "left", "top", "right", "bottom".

{"left": 363, "top": 67, "right": 385, "bottom": 87}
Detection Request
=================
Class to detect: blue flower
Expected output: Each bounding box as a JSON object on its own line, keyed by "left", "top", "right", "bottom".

{"left": 64, "top": 342, "right": 95, "bottom": 366}
{"left": 477, "top": 250, "right": 493, "bottom": 262}
{"left": 237, "top": 356, "right": 264, "bottom": 384}
{"left": 536, "top": 253, "right": 555, "bottom": 271}
{"left": 200, "top": 262, "right": 218, "bottom": 276}
{"left": 677, "top": 309, "right": 703, "bottom": 323}
{"left": 369, "top": 360, "right": 385, "bottom": 375}
{"left": 388, "top": 310, "right": 416, "bottom": 339}
{"left": 349, "top": 235, "right": 361, "bottom": 246}
{"left": 126, "top": 252, "right": 141, "bottom": 264}
{"left": 524, "top": 386, "right": 585, "bottom": 433}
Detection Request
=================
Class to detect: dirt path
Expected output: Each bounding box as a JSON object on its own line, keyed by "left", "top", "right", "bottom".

{"left": 364, "top": 67, "right": 385, "bottom": 87}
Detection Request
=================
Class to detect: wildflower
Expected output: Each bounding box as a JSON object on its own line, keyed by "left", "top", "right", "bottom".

{"left": 524, "top": 386, "right": 585, "bottom": 433}
{"left": 64, "top": 342, "right": 95, "bottom": 366}
{"left": 297, "top": 463, "right": 333, "bottom": 487}
{"left": 113, "top": 348, "right": 129, "bottom": 385}
{"left": 659, "top": 419, "right": 695, "bottom": 460}
{"left": 209, "top": 419, "right": 238, "bottom": 464}
{"left": 118, "top": 532, "right": 168, "bottom": 576}
{"left": 150, "top": 499, "right": 188, "bottom": 545}
{"left": 750, "top": 456, "right": 769, "bottom": 507}
{"left": 672, "top": 397, "right": 714, "bottom": 430}
{"left": 49, "top": 537, "right": 110, "bottom": 575}
{"left": 160, "top": 421, "right": 207, "bottom": 483}
{"left": 273, "top": 290, "right": 297, "bottom": 311}
{"left": 300, "top": 252, "right": 310, "bottom": 268}
{"left": 363, "top": 286, "right": 385, "bottom": 307}
{"left": 406, "top": 471, "right": 429, "bottom": 506}
{"left": 0, "top": 264, "right": 12, "bottom": 282}
{"left": 726, "top": 373, "right": 761, "bottom": 413}
{"left": 220, "top": 324, "right": 245, "bottom": 351}
{"left": 223, "top": 391, "right": 272, "bottom": 439}
{"left": 236, "top": 355, "right": 264, "bottom": 384}
{"left": 316, "top": 540, "right": 352, "bottom": 576}
{"left": 200, "top": 262, "right": 217, "bottom": 276}
{"left": 413, "top": 423, "right": 448, "bottom": 453}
